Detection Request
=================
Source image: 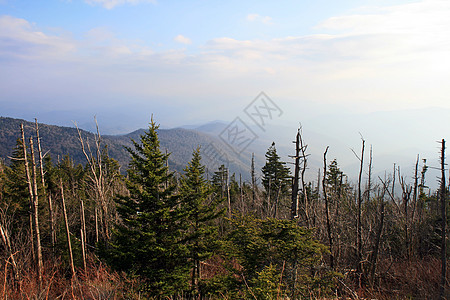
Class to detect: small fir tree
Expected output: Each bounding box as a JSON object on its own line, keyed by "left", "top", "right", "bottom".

{"left": 261, "top": 142, "right": 291, "bottom": 217}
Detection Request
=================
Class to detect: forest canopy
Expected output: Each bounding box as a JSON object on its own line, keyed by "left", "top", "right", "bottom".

{"left": 0, "top": 118, "right": 448, "bottom": 299}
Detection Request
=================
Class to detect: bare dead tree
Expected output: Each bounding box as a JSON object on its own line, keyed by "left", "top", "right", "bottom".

{"left": 371, "top": 176, "right": 389, "bottom": 286}
{"left": 291, "top": 128, "right": 300, "bottom": 220}
{"left": 60, "top": 179, "right": 75, "bottom": 277}
{"left": 35, "top": 119, "right": 56, "bottom": 251}
{"left": 417, "top": 159, "right": 428, "bottom": 227}
{"left": 21, "top": 124, "right": 36, "bottom": 263}
{"left": 312, "top": 169, "right": 321, "bottom": 228}
{"left": 352, "top": 135, "right": 365, "bottom": 274}
{"left": 322, "top": 146, "right": 334, "bottom": 269}
{"left": 299, "top": 129, "right": 310, "bottom": 227}
{"left": 80, "top": 199, "right": 87, "bottom": 273}
{"left": 399, "top": 170, "right": 412, "bottom": 261}
{"left": 226, "top": 169, "right": 231, "bottom": 219}
{"left": 165, "top": 148, "right": 169, "bottom": 189}
{"left": 334, "top": 171, "right": 344, "bottom": 265}
{"left": 29, "top": 137, "right": 43, "bottom": 286}
{"left": 0, "top": 210, "right": 19, "bottom": 282}
{"left": 392, "top": 163, "right": 396, "bottom": 199}
{"left": 75, "top": 120, "right": 110, "bottom": 240}
{"left": 367, "top": 145, "right": 373, "bottom": 203}
{"left": 251, "top": 153, "right": 256, "bottom": 206}
{"left": 439, "top": 139, "right": 447, "bottom": 299}
{"left": 411, "top": 155, "right": 419, "bottom": 225}
{"left": 239, "top": 173, "right": 244, "bottom": 214}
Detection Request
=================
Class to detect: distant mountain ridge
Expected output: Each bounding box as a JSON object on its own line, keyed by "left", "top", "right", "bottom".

{"left": 3, "top": 106, "right": 445, "bottom": 188}
{"left": 0, "top": 117, "right": 259, "bottom": 179}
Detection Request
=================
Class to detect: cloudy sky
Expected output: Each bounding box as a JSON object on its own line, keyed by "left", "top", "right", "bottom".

{"left": 1, "top": 0, "right": 450, "bottom": 133}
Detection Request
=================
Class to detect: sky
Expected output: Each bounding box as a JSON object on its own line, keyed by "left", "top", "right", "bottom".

{"left": 1, "top": 0, "right": 450, "bottom": 135}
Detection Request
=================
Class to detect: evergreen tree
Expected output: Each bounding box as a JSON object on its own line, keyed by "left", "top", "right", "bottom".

{"left": 223, "top": 214, "right": 333, "bottom": 298}
{"left": 211, "top": 164, "right": 228, "bottom": 199}
{"left": 179, "top": 148, "right": 223, "bottom": 294}
{"left": 261, "top": 142, "right": 291, "bottom": 217}
{"left": 105, "top": 119, "right": 189, "bottom": 296}
{"left": 326, "top": 159, "right": 346, "bottom": 194}
{"left": 2, "top": 139, "right": 30, "bottom": 226}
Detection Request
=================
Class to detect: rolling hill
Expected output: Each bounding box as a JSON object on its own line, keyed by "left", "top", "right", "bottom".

{"left": 0, "top": 117, "right": 260, "bottom": 179}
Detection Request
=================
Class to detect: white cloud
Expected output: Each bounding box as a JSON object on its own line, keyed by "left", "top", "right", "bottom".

{"left": 174, "top": 34, "right": 192, "bottom": 45}
{"left": 85, "top": 0, "right": 156, "bottom": 9}
{"left": 2, "top": 0, "right": 450, "bottom": 119}
{"left": 0, "top": 15, "right": 75, "bottom": 60}
{"left": 246, "top": 13, "right": 272, "bottom": 24}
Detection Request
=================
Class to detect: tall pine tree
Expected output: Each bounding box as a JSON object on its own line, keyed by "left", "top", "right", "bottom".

{"left": 179, "top": 148, "right": 223, "bottom": 295}
{"left": 105, "top": 118, "right": 189, "bottom": 296}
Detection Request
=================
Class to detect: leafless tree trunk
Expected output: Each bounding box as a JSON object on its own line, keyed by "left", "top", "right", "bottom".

{"left": 367, "top": 145, "right": 373, "bottom": 202}
{"left": 267, "top": 177, "right": 271, "bottom": 217}
{"left": 21, "top": 124, "right": 35, "bottom": 260}
{"left": 80, "top": 199, "right": 87, "bottom": 273}
{"left": 371, "top": 176, "right": 389, "bottom": 285}
{"left": 299, "top": 129, "right": 310, "bottom": 227}
{"left": 0, "top": 221, "right": 19, "bottom": 282}
{"left": 335, "top": 172, "right": 343, "bottom": 264}
{"left": 439, "top": 139, "right": 447, "bottom": 299}
{"left": 60, "top": 180, "right": 75, "bottom": 277}
{"left": 29, "top": 137, "right": 43, "bottom": 287}
{"left": 165, "top": 148, "right": 169, "bottom": 189}
{"left": 312, "top": 169, "right": 321, "bottom": 228}
{"left": 353, "top": 136, "right": 365, "bottom": 274}
{"left": 392, "top": 163, "right": 396, "bottom": 199}
{"left": 251, "top": 153, "right": 256, "bottom": 207}
{"left": 417, "top": 159, "right": 428, "bottom": 227}
{"left": 75, "top": 120, "right": 110, "bottom": 240}
{"left": 410, "top": 155, "right": 419, "bottom": 256}
{"left": 291, "top": 128, "right": 300, "bottom": 220}
{"left": 322, "top": 146, "right": 334, "bottom": 269}
{"left": 35, "top": 119, "right": 56, "bottom": 252}
{"left": 226, "top": 169, "right": 231, "bottom": 218}
{"left": 399, "top": 172, "right": 412, "bottom": 261}
{"left": 95, "top": 206, "right": 99, "bottom": 244}
{"left": 239, "top": 174, "right": 244, "bottom": 213}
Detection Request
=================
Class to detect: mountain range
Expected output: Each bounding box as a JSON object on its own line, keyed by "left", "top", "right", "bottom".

{"left": 1, "top": 107, "right": 448, "bottom": 189}
{"left": 0, "top": 117, "right": 266, "bottom": 180}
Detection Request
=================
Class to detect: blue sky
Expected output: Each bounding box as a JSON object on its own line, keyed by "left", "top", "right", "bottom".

{"left": 1, "top": 0, "right": 449, "bottom": 134}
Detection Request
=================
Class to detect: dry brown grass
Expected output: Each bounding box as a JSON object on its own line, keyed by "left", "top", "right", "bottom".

{"left": 338, "top": 256, "right": 449, "bottom": 299}
{"left": 0, "top": 255, "right": 142, "bottom": 300}
{"left": 1, "top": 255, "right": 447, "bottom": 299}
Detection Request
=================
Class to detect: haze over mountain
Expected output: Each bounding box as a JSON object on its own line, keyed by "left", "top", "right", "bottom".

{"left": 2, "top": 105, "right": 447, "bottom": 190}
{"left": 184, "top": 107, "right": 448, "bottom": 189}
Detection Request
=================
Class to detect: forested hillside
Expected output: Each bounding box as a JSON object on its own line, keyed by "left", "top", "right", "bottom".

{"left": 0, "top": 117, "right": 257, "bottom": 178}
{"left": 0, "top": 117, "right": 448, "bottom": 299}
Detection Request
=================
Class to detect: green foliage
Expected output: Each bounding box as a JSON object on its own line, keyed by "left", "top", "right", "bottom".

{"left": 211, "top": 164, "right": 228, "bottom": 199}
{"left": 179, "top": 148, "right": 224, "bottom": 294}
{"left": 325, "top": 159, "right": 346, "bottom": 193}
{"left": 220, "top": 214, "right": 335, "bottom": 298}
{"left": 261, "top": 142, "right": 291, "bottom": 216}
{"left": 247, "top": 264, "right": 281, "bottom": 300}
{"left": 1, "top": 139, "right": 31, "bottom": 228}
{"left": 103, "top": 119, "right": 189, "bottom": 296}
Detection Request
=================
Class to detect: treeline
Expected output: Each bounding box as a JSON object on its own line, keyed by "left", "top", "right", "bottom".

{"left": 0, "top": 119, "right": 448, "bottom": 299}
